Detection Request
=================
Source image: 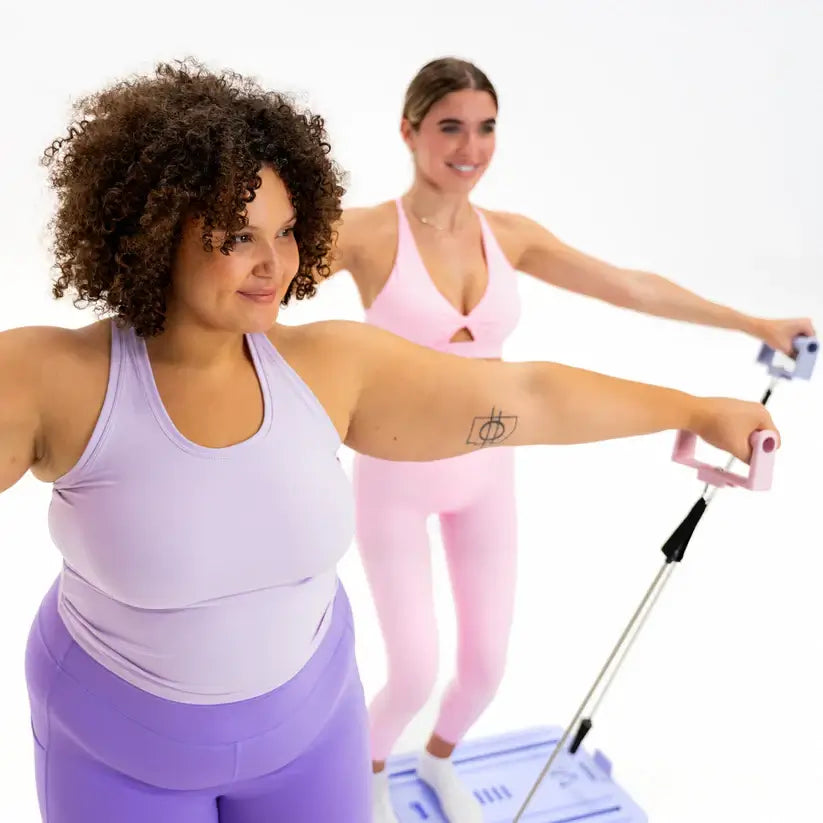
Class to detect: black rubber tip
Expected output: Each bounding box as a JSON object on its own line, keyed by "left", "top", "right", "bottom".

{"left": 569, "top": 718, "right": 593, "bottom": 754}
{"left": 661, "top": 498, "right": 707, "bottom": 563}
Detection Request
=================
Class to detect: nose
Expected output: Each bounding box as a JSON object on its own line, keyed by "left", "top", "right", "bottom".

{"left": 253, "top": 240, "right": 281, "bottom": 281}
{"left": 457, "top": 130, "right": 487, "bottom": 162}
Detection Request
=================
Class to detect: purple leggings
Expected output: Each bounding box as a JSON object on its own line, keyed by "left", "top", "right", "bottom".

{"left": 24, "top": 578, "right": 371, "bottom": 822}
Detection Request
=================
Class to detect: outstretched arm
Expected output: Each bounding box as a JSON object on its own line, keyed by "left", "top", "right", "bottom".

{"left": 330, "top": 321, "right": 776, "bottom": 465}
{"left": 511, "top": 214, "right": 815, "bottom": 356}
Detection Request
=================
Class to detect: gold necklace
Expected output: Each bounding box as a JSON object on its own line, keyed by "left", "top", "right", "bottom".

{"left": 405, "top": 198, "right": 469, "bottom": 233}
{"left": 414, "top": 213, "right": 451, "bottom": 232}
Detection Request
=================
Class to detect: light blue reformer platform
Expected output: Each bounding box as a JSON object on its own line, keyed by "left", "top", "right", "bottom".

{"left": 387, "top": 726, "right": 646, "bottom": 822}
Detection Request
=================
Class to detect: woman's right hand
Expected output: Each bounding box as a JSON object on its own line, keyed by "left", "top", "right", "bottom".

{"left": 690, "top": 397, "right": 779, "bottom": 464}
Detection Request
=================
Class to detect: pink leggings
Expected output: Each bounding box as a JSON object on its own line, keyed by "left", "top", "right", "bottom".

{"left": 353, "top": 447, "right": 517, "bottom": 762}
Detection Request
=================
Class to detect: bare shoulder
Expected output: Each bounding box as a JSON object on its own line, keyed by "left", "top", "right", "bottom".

{"left": 337, "top": 201, "right": 396, "bottom": 259}
{"left": 475, "top": 208, "right": 539, "bottom": 267}
{"left": 30, "top": 321, "right": 112, "bottom": 419}
{"left": 271, "top": 317, "right": 478, "bottom": 392}
{"left": 0, "top": 320, "right": 108, "bottom": 373}
{"left": 270, "top": 318, "right": 385, "bottom": 382}
{"left": 269, "top": 318, "right": 473, "bottom": 445}
{"left": 341, "top": 201, "right": 396, "bottom": 235}
{"left": 334, "top": 201, "right": 399, "bottom": 304}
{"left": 479, "top": 208, "right": 540, "bottom": 237}
{"left": 267, "top": 320, "right": 370, "bottom": 438}
{"left": 0, "top": 320, "right": 112, "bottom": 482}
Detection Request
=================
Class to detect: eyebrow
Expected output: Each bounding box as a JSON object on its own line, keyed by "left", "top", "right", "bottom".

{"left": 243, "top": 213, "right": 297, "bottom": 231}
{"left": 437, "top": 117, "right": 497, "bottom": 126}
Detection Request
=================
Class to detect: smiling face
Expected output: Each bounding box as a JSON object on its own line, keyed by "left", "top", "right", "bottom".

{"left": 168, "top": 166, "right": 299, "bottom": 334}
{"left": 402, "top": 88, "right": 498, "bottom": 193}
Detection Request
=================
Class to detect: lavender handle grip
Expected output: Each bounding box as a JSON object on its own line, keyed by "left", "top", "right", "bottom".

{"left": 756, "top": 335, "right": 818, "bottom": 381}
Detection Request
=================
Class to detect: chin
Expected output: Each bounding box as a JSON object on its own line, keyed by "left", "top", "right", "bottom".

{"left": 226, "top": 292, "right": 282, "bottom": 334}
{"left": 222, "top": 307, "right": 280, "bottom": 335}
{"left": 438, "top": 173, "right": 484, "bottom": 194}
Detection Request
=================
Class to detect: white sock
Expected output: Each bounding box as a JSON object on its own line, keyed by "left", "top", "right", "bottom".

{"left": 416, "top": 750, "right": 484, "bottom": 822}
{"left": 372, "top": 769, "right": 400, "bottom": 823}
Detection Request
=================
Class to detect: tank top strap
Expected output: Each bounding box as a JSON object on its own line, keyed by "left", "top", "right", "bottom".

{"left": 473, "top": 207, "right": 513, "bottom": 279}
{"left": 393, "top": 197, "right": 418, "bottom": 264}
{"left": 53, "top": 320, "right": 126, "bottom": 489}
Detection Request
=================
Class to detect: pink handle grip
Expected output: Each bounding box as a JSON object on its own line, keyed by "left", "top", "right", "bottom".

{"left": 672, "top": 429, "right": 778, "bottom": 490}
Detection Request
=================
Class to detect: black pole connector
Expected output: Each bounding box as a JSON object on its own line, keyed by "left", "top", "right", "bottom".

{"left": 569, "top": 717, "right": 592, "bottom": 754}
{"left": 661, "top": 498, "right": 707, "bottom": 563}
{"left": 761, "top": 387, "right": 773, "bottom": 405}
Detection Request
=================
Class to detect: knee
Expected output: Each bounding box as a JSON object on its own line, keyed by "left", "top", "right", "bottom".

{"left": 459, "top": 647, "right": 508, "bottom": 703}
{"left": 385, "top": 650, "right": 438, "bottom": 715}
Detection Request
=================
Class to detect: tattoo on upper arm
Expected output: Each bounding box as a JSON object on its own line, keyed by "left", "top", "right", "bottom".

{"left": 466, "top": 407, "right": 518, "bottom": 447}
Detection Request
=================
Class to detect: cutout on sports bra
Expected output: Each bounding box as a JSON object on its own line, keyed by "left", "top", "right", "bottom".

{"left": 449, "top": 327, "right": 475, "bottom": 343}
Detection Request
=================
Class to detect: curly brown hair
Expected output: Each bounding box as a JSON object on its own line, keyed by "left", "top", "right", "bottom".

{"left": 42, "top": 58, "right": 346, "bottom": 337}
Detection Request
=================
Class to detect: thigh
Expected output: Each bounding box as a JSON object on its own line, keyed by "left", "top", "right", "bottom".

{"left": 34, "top": 725, "right": 218, "bottom": 823}
{"left": 440, "top": 450, "right": 519, "bottom": 654}
{"left": 219, "top": 672, "right": 371, "bottom": 823}
{"left": 354, "top": 459, "right": 439, "bottom": 667}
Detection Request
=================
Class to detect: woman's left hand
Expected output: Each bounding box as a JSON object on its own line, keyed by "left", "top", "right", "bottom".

{"left": 755, "top": 317, "right": 817, "bottom": 357}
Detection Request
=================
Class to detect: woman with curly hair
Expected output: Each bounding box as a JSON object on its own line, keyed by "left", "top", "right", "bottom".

{"left": 2, "top": 59, "right": 776, "bottom": 822}
{"left": 328, "top": 57, "right": 814, "bottom": 822}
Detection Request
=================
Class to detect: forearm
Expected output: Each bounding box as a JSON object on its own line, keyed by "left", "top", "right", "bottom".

{"left": 512, "top": 360, "right": 701, "bottom": 447}
{"left": 627, "top": 271, "right": 762, "bottom": 335}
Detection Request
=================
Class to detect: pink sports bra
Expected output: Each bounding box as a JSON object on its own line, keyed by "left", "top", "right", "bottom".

{"left": 364, "top": 199, "right": 521, "bottom": 359}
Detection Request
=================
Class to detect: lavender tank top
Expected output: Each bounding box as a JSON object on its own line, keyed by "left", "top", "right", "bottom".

{"left": 48, "top": 321, "right": 353, "bottom": 704}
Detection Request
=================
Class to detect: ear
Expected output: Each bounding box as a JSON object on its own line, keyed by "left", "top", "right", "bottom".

{"left": 400, "top": 117, "right": 415, "bottom": 152}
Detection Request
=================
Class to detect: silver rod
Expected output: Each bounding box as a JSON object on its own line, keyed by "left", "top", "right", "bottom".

{"left": 512, "top": 561, "right": 671, "bottom": 822}
{"left": 586, "top": 562, "right": 676, "bottom": 719}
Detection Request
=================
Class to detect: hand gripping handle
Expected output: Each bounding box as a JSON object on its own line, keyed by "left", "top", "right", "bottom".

{"left": 756, "top": 335, "right": 818, "bottom": 381}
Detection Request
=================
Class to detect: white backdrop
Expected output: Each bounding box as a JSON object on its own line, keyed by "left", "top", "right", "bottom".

{"left": 1, "top": 1, "right": 821, "bottom": 821}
